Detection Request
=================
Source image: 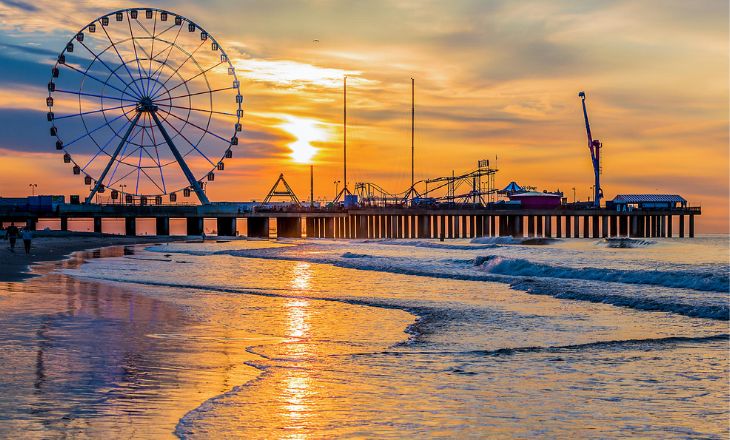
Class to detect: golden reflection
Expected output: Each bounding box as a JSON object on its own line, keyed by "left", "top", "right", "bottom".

{"left": 286, "top": 299, "right": 310, "bottom": 342}
{"left": 282, "top": 262, "right": 314, "bottom": 436}
{"left": 290, "top": 262, "right": 312, "bottom": 291}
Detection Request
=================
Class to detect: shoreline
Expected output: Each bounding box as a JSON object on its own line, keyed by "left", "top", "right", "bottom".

{"left": 0, "top": 231, "right": 191, "bottom": 282}
{"left": 0, "top": 238, "right": 265, "bottom": 438}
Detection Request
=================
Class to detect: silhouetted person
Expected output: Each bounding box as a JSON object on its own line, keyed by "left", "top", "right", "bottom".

{"left": 6, "top": 223, "right": 19, "bottom": 252}
{"left": 21, "top": 228, "right": 33, "bottom": 255}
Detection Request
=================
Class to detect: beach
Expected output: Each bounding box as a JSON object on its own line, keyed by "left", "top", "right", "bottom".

{"left": 0, "top": 232, "right": 188, "bottom": 282}
{"left": 0, "top": 236, "right": 727, "bottom": 438}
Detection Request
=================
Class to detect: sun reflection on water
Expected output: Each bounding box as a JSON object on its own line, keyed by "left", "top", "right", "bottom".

{"left": 283, "top": 262, "right": 313, "bottom": 436}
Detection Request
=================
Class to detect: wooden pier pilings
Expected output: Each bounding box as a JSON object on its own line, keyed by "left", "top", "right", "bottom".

{"left": 1, "top": 204, "right": 700, "bottom": 239}
{"left": 298, "top": 208, "right": 699, "bottom": 240}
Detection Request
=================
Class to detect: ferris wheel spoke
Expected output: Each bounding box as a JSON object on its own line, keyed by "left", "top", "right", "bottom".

{"left": 55, "top": 88, "right": 138, "bottom": 104}
{"left": 117, "top": 124, "right": 152, "bottom": 164}
{"left": 75, "top": 39, "right": 142, "bottom": 100}
{"left": 128, "top": 33, "right": 155, "bottom": 94}
{"left": 158, "top": 61, "right": 224, "bottom": 98}
{"left": 150, "top": 39, "right": 207, "bottom": 97}
{"left": 148, "top": 25, "right": 184, "bottom": 90}
{"left": 164, "top": 86, "right": 236, "bottom": 102}
{"left": 126, "top": 11, "right": 151, "bottom": 96}
{"left": 64, "top": 106, "right": 138, "bottom": 147}
{"left": 108, "top": 163, "right": 140, "bottom": 189}
{"left": 147, "top": 115, "right": 168, "bottom": 193}
{"left": 85, "top": 111, "right": 142, "bottom": 204}
{"left": 156, "top": 106, "right": 229, "bottom": 144}
{"left": 100, "top": 125, "right": 144, "bottom": 174}
{"left": 152, "top": 21, "right": 178, "bottom": 39}
{"left": 60, "top": 62, "right": 139, "bottom": 102}
{"left": 80, "top": 116, "right": 134, "bottom": 171}
{"left": 139, "top": 118, "right": 165, "bottom": 168}
{"left": 106, "top": 130, "right": 136, "bottom": 185}
{"left": 163, "top": 103, "right": 237, "bottom": 118}
{"left": 98, "top": 24, "right": 146, "bottom": 99}
{"left": 139, "top": 166, "right": 165, "bottom": 194}
{"left": 134, "top": 123, "right": 147, "bottom": 194}
{"left": 154, "top": 108, "right": 217, "bottom": 166}
{"left": 148, "top": 13, "right": 158, "bottom": 97}
{"left": 133, "top": 39, "right": 155, "bottom": 94}
{"left": 54, "top": 103, "right": 129, "bottom": 120}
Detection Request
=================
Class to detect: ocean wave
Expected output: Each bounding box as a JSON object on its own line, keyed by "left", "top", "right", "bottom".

{"left": 371, "top": 334, "right": 730, "bottom": 358}
{"left": 511, "top": 278, "right": 729, "bottom": 321}
{"left": 341, "top": 252, "right": 371, "bottom": 259}
{"left": 147, "top": 245, "right": 729, "bottom": 321}
{"left": 470, "top": 236, "right": 523, "bottom": 245}
{"left": 602, "top": 238, "right": 655, "bottom": 248}
{"left": 365, "top": 239, "right": 500, "bottom": 250}
{"left": 477, "top": 255, "right": 729, "bottom": 293}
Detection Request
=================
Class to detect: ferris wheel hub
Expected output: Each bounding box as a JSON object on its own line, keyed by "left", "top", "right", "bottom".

{"left": 137, "top": 97, "right": 158, "bottom": 113}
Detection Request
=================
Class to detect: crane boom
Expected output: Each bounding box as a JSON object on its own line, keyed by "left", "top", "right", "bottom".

{"left": 579, "top": 91, "right": 602, "bottom": 208}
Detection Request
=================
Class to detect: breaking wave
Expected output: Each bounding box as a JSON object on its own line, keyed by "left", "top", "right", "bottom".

{"left": 476, "top": 255, "right": 729, "bottom": 293}
{"left": 145, "top": 244, "right": 730, "bottom": 321}
{"left": 365, "top": 239, "right": 500, "bottom": 250}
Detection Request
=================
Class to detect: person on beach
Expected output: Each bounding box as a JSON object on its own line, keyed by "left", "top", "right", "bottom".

{"left": 21, "top": 228, "right": 33, "bottom": 255}
{"left": 6, "top": 223, "right": 19, "bottom": 252}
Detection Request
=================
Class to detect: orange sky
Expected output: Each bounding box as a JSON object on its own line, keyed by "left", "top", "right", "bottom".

{"left": 0, "top": 0, "right": 727, "bottom": 232}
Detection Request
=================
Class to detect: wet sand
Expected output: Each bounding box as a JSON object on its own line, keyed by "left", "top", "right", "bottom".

{"left": 0, "top": 242, "right": 417, "bottom": 438}
{"left": 0, "top": 232, "right": 186, "bottom": 282}
{"left": 0, "top": 245, "right": 265, "bottom": 438}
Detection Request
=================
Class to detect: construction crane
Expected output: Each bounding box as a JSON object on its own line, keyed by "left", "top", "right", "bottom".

{"left": 579, "top": 91, "right": 603, "bottom": 208}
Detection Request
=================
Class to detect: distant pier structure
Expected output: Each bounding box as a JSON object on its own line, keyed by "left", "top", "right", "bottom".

{"left": 0, "top": 195, "right": 700, "bottom": 239}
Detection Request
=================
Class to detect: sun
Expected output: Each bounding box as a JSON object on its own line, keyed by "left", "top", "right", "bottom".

{"left": 279, "top": 116, "right": 327, "bottom": 164}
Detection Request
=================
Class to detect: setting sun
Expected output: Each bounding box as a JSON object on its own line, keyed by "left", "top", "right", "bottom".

{"left": 279, "top": 115, "right": 328, "bottom": 164}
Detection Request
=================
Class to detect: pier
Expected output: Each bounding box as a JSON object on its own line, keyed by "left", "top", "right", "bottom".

{"left": 0, "top": 204, "right": 700, "bottom": 239}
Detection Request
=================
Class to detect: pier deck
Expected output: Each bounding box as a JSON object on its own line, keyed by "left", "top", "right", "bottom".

{"left": 0, "top": 204, "right": 701, "bottom": 239}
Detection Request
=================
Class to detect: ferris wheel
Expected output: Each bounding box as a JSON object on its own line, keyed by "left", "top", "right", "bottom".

{"left": 46, "top": 8, "right": 242, "bottom": 204}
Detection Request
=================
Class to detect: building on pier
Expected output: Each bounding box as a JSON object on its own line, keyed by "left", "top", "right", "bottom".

{"left": 610, "top": 194, "right": 687, "bottom": 211}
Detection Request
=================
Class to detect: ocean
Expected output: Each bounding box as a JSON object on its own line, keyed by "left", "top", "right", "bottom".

{"left": 0, "top": 236, "right": 728, "bottom": 438}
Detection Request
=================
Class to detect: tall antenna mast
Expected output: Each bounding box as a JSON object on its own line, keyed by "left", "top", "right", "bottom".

{"left": 401, "top": 77, "right": 421, "bottom": 205}
{"left": 411, "top": 77, "right": 415, "bottom": 192}
{"left": 343, "top": 75, "right": 348, "bottom": 194}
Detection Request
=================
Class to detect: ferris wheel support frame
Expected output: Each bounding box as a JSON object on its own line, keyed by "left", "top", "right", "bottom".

{"left": 85, "top": 101, "right": 210, "bottom": 204}
{"left": 150, "top": 109, "right": 209, "bottom": 204}
{"left": 85, "top": 111, "right": 142, "bottom": 204}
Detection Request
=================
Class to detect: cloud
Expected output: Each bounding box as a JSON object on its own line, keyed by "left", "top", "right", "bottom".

{"left": 0, "top": 0, "right": 37, "bottom": 12}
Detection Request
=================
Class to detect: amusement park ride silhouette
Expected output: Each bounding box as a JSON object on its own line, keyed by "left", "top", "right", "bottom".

{"left": 47, "top": 8, "right": 242, "bottom": 206}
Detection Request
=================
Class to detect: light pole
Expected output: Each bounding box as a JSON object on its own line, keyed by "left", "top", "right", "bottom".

{"left": 120, "top": 184, "right": 127, "bottom": 205}
{"left": 29, "top": 184, "right": 37, "bottom": 196}
{"left": 334, "top": 180, "right": 340, "bottom": 201}
{"left": 572, "top": 187, "right": 576, "bottom": 203}
{"left": 310, "top": 164, "right": 314, "bottom": 208}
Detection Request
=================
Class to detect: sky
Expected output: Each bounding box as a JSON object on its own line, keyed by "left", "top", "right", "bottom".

{"left": 0, "top": 0, "right": 727, "bottom": 232}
